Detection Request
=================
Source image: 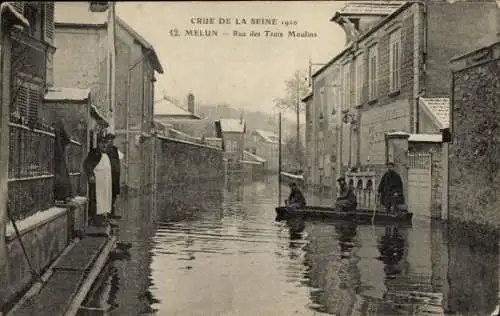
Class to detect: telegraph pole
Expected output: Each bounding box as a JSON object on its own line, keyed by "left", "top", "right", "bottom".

{"left": 295, "top": 73, "right": 300, "bottom": 170}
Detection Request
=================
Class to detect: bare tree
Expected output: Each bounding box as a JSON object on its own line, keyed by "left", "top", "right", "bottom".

{"left": 274, "top": 69, "right": 309, "bottom": 169}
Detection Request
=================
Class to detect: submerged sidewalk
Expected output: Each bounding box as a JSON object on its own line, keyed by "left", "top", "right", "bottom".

{"left": 7, "top": 226, "right": 116, "bottom": 316}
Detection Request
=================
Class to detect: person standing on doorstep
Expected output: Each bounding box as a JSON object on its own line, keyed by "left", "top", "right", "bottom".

{"left": 377, "top": 162, "right": 405, "bottom": 214}
{"left": 105, "top": 133, "right": 123, "bottom": 219}
{"left": 84, "top": 135, "right": 113, "bottom": 225}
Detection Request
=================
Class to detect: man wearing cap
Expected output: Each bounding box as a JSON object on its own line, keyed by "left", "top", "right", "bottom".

{"left": 105, "top": 133, "right": 122, "bottom": 219}
{"left": 377, "top": 162, "right": 405, "bottom": 214}
{"left": 335, "top": 177, "right": 357, "bottom": 212}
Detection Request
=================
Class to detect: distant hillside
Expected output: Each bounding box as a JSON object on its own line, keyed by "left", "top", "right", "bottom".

{"left": 196, "top": 103, "right": 303, "bottom": 137}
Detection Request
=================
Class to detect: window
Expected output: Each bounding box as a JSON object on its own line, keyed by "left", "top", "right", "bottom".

{"left": 355, "top": 55, "right": 363, "bottom": 105}
{"left": 12, "top": 79, "right": 40, "bottom": 122}
{"left": 342, "top": 63, "right": 350, "bottom": 111}
{"left": 389, "top": 29, "right": 401, "bottom": 92}
{"left": 368, "top": 44, "right": 378, "bottom": 100}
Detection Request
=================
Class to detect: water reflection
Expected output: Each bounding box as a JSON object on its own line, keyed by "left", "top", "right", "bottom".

{"left": 85, "top": 177, "right": 500, "bottom": 316}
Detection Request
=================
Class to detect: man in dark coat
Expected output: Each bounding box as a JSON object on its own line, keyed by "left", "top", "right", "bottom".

{"left": 105, "top": 133, "right": 122, "bottom": 219}
{"left": 377, "top": 162, "right": 405, "bottom": 213}
{"left": 335, "top": 177, "right": 357, "bottom": 212}
{"left": 286, "top": 182, "right": 306, "bottom": 208}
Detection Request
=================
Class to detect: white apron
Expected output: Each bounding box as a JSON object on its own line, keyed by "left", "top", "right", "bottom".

{"left": 94, "top": 153, "right": 112, "bottom": 215}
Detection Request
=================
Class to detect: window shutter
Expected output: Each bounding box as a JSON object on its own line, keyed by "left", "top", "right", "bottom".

{"left": 10, "top": 2, "right": 24, "bottom": 15}
{"left": 44, "top": 2, "right": 55, "bottom": 44}
{"left": 28, "top": 84, "right": 39, "bottom": 121}
{"left": 16, "top": 83, "right": 29, "bottom": 118}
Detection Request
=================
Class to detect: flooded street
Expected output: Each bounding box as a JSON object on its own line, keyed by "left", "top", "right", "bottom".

{"left": 91, "top": 177, "right": 500, "bottom": 315}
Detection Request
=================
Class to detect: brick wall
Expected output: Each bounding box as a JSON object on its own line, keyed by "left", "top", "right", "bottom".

{"left": 408, "top": 142, "right": 443, "bottom": 218}
{"left": 154, "top": 136, "right": 224, "bottom": 214}
{"left": 426, "top": 1, "right": 499, "bottom": 97}
{"left": 448, "top": 41, "right": 500, "bottom": 227}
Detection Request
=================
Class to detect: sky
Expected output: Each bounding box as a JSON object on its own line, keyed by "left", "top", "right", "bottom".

{"left": 116, "top": 1, "right": 347, "bottom": 119}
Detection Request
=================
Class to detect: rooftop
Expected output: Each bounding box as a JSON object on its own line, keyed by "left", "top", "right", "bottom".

{"left": 333, "top": 1, "right": 404, "bottom": 18}
{"left": 243, "top": 150, "right": 267, "bottom": 163}
{"left": 314, "top": 1, "right": 411, "bottom": 79}
{"left": 154, "top": 97, "right": 200, "bottom": 119}
{"left": 419, "top": 97, "right": 450, "bottom": 130}
{"left": 254, "top": 129, "right": 281, "bottom": 144}
{"left": 219, "top": 119, "right": 246, "bottom": 133}
{"left": 44, "top": 87, "right": 91, "bottom": 101}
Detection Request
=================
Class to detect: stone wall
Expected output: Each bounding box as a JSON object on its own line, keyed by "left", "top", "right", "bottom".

{"left": 0, "top": 198, "right": 87, "bottom": 312}
{"left": 448, "top": 41, "right": 500, "bottom": 227}
{"left": 408, "top": 142, "right": 443, "bottom": 218}
{"left": 154, "top": 136, "right": 224, "bottom": 218}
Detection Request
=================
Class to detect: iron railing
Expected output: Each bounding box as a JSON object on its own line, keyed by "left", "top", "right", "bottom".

{"left": 8, "top": 122, "right": 84, "bottom": 220}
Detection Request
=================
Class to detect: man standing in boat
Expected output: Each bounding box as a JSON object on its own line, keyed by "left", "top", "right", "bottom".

{"left": 377, "top": 162, "right": 405, "bottom": 214}
{"left": 286, "top": 182, "right": 306, "bottom": 208}
{"left": 335, "top": 177, "right": 357, "bottom": 212}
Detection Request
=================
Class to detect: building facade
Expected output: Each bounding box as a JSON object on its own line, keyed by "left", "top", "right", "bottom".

{"left": 309, "top": 0, "right": 500, "bottom": 214}
{"left": 245, "top": 129, "right": 280, "bottom": 173}
{"left": 53, "top": 2, "right": 164, "bottom": 192}
{"left": 217, "top": 119, "right": 246, "bottom": 170}
{"left": 308, "top": 63, "right": 340, "bottom": 194}
{"left": 1, "top": 0, "right": 55, "bottom": 248}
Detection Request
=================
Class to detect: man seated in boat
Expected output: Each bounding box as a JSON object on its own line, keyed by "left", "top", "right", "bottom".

{"left": 377, "top": 162, "right": 406, "bottom": 214}
{"left": 335, "top": 177, "right": 357, "bottom": 212}
{"left": 285, "top": 182, "right": 306, "bottom": 208}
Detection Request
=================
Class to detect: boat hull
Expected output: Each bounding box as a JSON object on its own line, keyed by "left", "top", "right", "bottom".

{"left": 275, "top": 206, "right": 413, "bottom": 224}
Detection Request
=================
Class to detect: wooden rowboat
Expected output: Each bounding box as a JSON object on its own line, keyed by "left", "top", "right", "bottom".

{"left": 275, "top": 206, "right": 413, "bottom": 224}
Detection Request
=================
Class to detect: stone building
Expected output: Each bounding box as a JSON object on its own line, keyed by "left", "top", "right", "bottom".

{"left": 245, "top": 129, "right": 280, "bottom": 173}
{"left": 53, "top": 2, "right": 164, "bottom": 192}
{"left": 307, "top": 63, "right": 340, "bottom": 194}
{"left": 0, "top": 2, "right": 87, "bottom": 308}
{"left": 216, "top": 118, "right": 246, "bottom": 170}
{"left": 308, "top": 0, "right": 500, "bottom": 216}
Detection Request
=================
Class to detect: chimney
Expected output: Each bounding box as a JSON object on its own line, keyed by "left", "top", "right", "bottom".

{"left": 187, "top": 93, "right": 195, "bottom": 114}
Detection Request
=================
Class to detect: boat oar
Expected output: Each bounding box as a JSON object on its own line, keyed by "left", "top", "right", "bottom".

{"left": 371, "top": 194, "right": 378, "bottom": 224}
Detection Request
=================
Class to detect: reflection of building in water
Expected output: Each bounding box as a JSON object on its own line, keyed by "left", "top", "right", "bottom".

{"left": 375, "top": 224, "right": 449, "bottom": 315}
{"left": 300, "top": 221, "right": 361, "bottom": 315}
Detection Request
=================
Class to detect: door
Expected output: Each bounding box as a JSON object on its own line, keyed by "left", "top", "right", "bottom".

{"left": 407, "top": 153, "right": 432, "bottom": 218}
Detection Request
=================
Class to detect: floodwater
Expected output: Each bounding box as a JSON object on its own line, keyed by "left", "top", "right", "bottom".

{"left": 87, "top": 176, "right": 500, "bottom": 316}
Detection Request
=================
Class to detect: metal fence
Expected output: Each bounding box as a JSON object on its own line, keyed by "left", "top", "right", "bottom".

{"left": 8, "top": 122, "right": 84, "bottom": 220}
